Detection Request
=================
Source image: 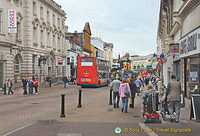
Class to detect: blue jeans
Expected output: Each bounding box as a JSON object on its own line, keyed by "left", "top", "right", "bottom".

{"left": 64, "top": 81, "right": 67, "bottom": 88}
{"left": 113, "top": 92, "right": 120, "bottom": 106}
{"left": 23, "top": 86, "right": 27, "bottom": 95}
{"left": 29, "top": 87, "right": 33, "bottom": 94}
{"left": 122, "top": 97, "right": 129, "bottom": 112}
{"left": 45, "top": 82, "right": 49, "bottom": 87}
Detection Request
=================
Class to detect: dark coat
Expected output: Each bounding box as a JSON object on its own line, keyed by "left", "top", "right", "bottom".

{"left": 166, "top": 80, "right": 181, "bottom": 101}
{"left": 62, "top": 76, "right": 68, "bottom": 82}
{"left": 129, "top": 81, "right": 137, "bottom": 97}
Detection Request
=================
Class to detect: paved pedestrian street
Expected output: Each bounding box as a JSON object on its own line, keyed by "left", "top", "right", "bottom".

{"left": 0, "top": 84, "right": 200, "bottom": 136}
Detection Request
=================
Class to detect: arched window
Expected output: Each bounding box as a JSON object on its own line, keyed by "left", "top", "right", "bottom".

{"left": 137, "top": 65, "right": 140, "bottom": 70}
{"left": 14, "top": 56, "right": 19, "bottom": 73}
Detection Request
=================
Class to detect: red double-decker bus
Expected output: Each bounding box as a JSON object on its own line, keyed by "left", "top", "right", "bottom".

{"left": 77, "top": 56, "right": 110, "bottom": 87}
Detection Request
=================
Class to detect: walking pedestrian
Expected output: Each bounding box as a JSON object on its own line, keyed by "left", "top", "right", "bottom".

{"left": 62, "top": 76, "right": 68, "bottom": 88}
{"left": 134, "top": 77, "right": 142, "bottom": 96}
{"left": 7, "top": 78, "right": 13, "bottom": 95}
{"left": 34, "top": 77, "right": 38, "bottom": 94}
{"left": 28, "top": 77, "right": 34, "bottom": 95}
{"left": 45, "top": 76, "right": 49, "bottom": 87}
{"left": 111, "top": 78, "right": 121, "bottom": 108}
{"left": 166, "top": 75, "right": 181, "bottom": 123}
{"left": 129, "top": 78, "right": 137, "bottom": 108}
{"left": 119, "top": 79, "right": 131, "bottom": 113}
{"left": 22, "top": 77, "right": 28, "bottom": 95}
{"left": 3, "top": 83, "right": 6, "bottom": 95}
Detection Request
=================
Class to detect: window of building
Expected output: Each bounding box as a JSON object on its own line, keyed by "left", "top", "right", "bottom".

{"left": 53, "top": 14, "right": 55, "bottom": 25}
{"left": 40, "top": 6, "right": 43, "bottom": 19}
{"left": 53, "top": 35, "right": 56, "bottom": 48}
{"left": 16, "top": 22, "right": 21, "bottom": 40}
{"left": 14, "top": 56, "right": 19, "bottom": 73}
{"left": 57, "top": 17, "right": 60, "bottom": 27}
{"left": 14, "top": 0, "right": 19, "bottom": 6}
{"left": 47, "top": 32, "right": 50, "bottom": 46}
{"left": 40, "top": 30, "right": 44, "bottom": 46}
{"left": 47, "top": 10, "right": 50, "bottom": 23}
{"left": 33, "top": 27, "right": 37, "bottom": 43}
{"left": 33, "top": 2, "right": 36, "bottom": 15}
{"left": 137, "top": 65, "right": 140, "bottom": 70}
{"left": 32, "top": 55, "right": 35, "bottom": 74}
{"left": 0, "top": 10, "right": 3, "bottom": 33}
{"left": 58, "top": 37, "right": 60, "bottom": 49}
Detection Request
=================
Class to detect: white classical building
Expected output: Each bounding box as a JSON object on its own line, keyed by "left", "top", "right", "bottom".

{"left": 0, "top": 0, "right": 66, "bottom": 88}
{"left": 131, "top": 54, "right": 157, "bottom": 72}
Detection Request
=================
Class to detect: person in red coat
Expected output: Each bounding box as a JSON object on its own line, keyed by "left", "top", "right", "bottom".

{"left": 34, "top": 77, "right": 39, "bottom": 94}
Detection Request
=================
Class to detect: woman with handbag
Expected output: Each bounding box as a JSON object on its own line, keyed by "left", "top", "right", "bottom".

{"left": 119, "top": 79, "right": 131, "bottom": 113}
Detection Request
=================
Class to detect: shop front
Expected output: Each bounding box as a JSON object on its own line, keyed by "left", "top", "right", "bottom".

{"left": 179, "top": 27, "right": 200, "bottom": 98}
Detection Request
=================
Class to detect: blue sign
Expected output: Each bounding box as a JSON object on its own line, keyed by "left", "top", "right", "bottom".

{"left": 160, "top": 54, "right": 164, "bottom": 58}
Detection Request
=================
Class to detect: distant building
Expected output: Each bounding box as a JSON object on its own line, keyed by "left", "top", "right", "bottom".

{"left": 131, "top": 54, "right": 157, "bottom": 72}
{"left": 66, "top": 22, "right": 92, "bottom": 56}
{"left": 65, "top": 22, "right": 92, "bottom": 78}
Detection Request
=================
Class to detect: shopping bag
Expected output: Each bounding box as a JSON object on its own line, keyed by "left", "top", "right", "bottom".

{"left": 129, "top": 97, "right": 132, "bottom": 104}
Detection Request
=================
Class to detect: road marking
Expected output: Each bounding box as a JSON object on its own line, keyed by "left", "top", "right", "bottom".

{"left": 138, "top": 123, "right": 158, "bottom": 136}
{"left": 3, "top": 123, "right": 33, "bottom": 136}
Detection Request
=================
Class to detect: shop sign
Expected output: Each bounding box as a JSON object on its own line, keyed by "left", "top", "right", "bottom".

{"left": 169, "top": 43, "right": 179, "bottom": 55}
{"left": 180, "top": 27, "right": 200, "bottom": 58}
{"left": 56, "top": 58, "right": 65, "bottom": 66}
{"left": 8, "top": 9, "right": 17, "bottom": 33}
{"left": 157, "top": 57, "right": 162, "bottom": 62}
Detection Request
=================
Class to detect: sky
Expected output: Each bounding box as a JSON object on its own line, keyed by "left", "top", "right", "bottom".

{"left": 54, "top": 0, "right": 160, "bottom": 58}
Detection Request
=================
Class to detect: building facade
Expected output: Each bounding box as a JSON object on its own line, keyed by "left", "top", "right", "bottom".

{"left": 65, "top": 23, "right": 92, "bottom": 78}
{"left": 131, "top": 54, "right": 157, "bottom": 73}
{"left": 157, "top": 0, "right": 200, "bottom": 103}
{"left": 0, "top": 0, "right": 66, "bottom": 88}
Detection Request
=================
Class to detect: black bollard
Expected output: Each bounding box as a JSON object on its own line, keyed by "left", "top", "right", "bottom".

{"left": 60, "top": 94, "right": 65, "bottom": 118}
{"left": 109, "top": 88, "right": 113, "bottom": 105}
{"left": 77, "top": 89, "right": 82, "bottom": 108}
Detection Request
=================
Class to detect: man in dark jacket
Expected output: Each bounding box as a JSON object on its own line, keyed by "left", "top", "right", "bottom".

{"left": 62, "top": 76, "right": 68, "bottom": 88}
{"left": 22, "top": 77, "right": 28, "bottom": 95}
{"left": 166, "top": 75, "right": 181, "bottom": 123}
{"left": 129, "top": 79, "right": 137, "bottom": 108}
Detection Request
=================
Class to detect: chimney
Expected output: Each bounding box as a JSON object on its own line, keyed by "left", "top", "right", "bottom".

{"left": 73, "top": 30, "right": 78, "bottom": 44}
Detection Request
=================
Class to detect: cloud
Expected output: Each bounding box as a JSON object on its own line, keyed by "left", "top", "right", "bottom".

{"left": 55, "top": 0, "right": 160, "bottom": 57}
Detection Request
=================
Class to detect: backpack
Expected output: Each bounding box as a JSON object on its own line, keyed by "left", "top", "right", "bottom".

{"left": 124, "top": 84, "right": 130, "bottom": 97}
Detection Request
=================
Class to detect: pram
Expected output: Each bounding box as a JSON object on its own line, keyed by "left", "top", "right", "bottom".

{"left": 143, "top": 89, "right": 162, "bottom": 123}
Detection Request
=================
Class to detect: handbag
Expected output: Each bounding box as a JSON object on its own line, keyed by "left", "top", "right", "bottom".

{"left": 124, "top": 84, "right": 130, "bottom": 97}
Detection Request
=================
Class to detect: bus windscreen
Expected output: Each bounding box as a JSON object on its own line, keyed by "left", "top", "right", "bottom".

{"left": 81, "top": 58, "right": 93, "bottom": 66}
